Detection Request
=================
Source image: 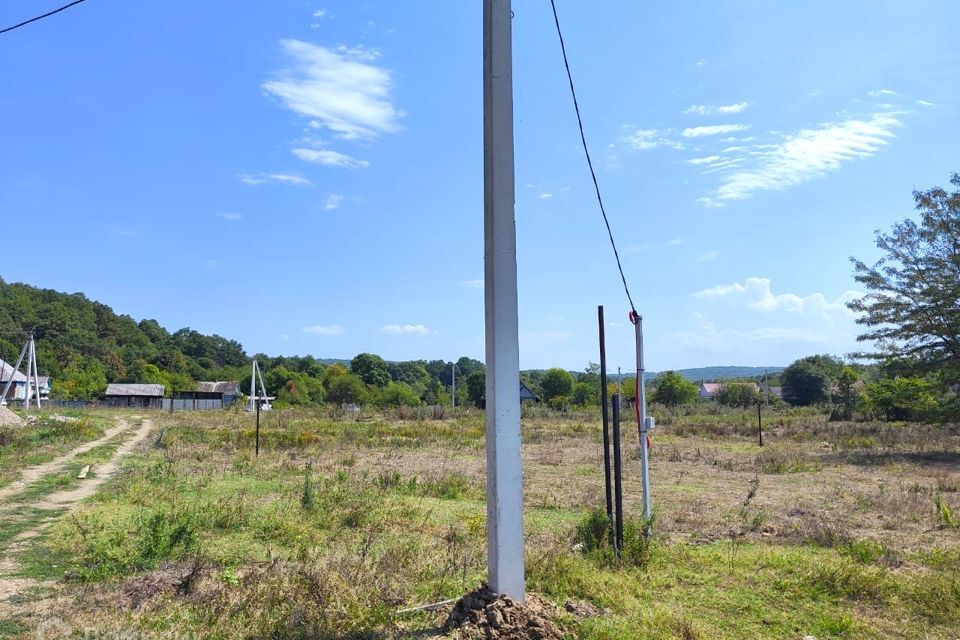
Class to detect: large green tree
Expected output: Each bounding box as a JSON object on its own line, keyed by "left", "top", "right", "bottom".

{"left": 540, "top": 368, "right": 574, "bottom": 402}
{"left": 466, "top": 371, "right": 485, "bottom": 407}
{"left": 849, "top": 173, "right": 960, "bottom": 380}
{"left": 781, "top": 359, "right": 831, "bottom": 406}
{"left": 327, "top": 374, "right": 366, "bottom": 405}
{"left": 651, "top": 371, "right": 697, "bottom": 407}
{"left": 350, "top": 353, "right": 390, "bottom": 387}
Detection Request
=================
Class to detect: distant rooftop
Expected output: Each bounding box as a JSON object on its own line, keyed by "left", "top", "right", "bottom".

{"left": 105, "top": 383, "right": 165, "bottom": 397}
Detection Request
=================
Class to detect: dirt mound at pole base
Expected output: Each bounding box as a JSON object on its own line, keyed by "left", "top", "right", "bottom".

{"left": 443, "top": 585, "right": 566, "bottom": 640}
{"left": 0, "top": 405, "right": 24, "bottom": 427}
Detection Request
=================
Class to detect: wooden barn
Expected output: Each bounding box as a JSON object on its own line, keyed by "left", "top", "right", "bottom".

{"left": 103, "top": 383, "right": 165, "bottom": 409}
{"left": 174, "top": 381, "right": 242, "bottom": 408}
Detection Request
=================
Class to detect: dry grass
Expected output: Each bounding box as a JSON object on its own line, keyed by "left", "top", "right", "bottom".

{"left": 2, "top": 407, "right": 958, "bottom": 639}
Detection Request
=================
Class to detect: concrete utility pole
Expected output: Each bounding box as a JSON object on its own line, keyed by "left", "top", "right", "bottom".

{"left": 483, "top": 0, "right": 525, "bottom": 602}
{"left": 23, "top": 335, "right": 40, "bottom": 410}
{"left": 30, "top": 335, "right": 41, "bottom": 409}
{"left": 1, "top": 338, "right": 29, "bottom": 407}
{"left": 451, "top": 363, "right": 456, "bottom": 410}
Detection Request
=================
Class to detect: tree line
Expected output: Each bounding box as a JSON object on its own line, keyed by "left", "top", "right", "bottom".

{"left": 651, "top": 173, "right": 960, "bottom": 423}
{"left": 3, "top": 173, "right": 958, "bottom": 418}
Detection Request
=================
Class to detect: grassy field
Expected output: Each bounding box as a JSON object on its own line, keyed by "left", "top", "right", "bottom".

{"left": 0, "top": 412, "right": 109, "bottom": 489}
{"left": 1, "top": 406, "right": 959, "bottom": 639}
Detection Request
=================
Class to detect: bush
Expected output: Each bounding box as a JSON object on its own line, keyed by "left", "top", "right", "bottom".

{"left": 301, "top": 463, "right": 315, "bottom": 511}
{"left": 651, "top": 371, "right": 698, "bottom": 407}
{"left": 718, "top": 382, "right": 760, "bottom": 408}
{"left": 574, "top": 508, "right": 654, "bottom": 569}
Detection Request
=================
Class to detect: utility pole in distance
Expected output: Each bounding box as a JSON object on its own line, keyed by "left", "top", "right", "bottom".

{"left": 483, "top": 0, "right": 525, "bottom": 602}
{"left": 451, "top": 362, "right": 456, "bottom": 410}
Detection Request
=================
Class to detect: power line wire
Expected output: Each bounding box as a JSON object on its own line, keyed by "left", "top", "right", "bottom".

{"left": 0, "top": 0, "right": 89, "bottom": 36}
{"left": 548, "top": 0, "right": 638, "bottom": 316}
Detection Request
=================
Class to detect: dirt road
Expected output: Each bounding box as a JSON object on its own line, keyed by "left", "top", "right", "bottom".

{"left": 0, "top": 416, "right": 155, "bottom": 622}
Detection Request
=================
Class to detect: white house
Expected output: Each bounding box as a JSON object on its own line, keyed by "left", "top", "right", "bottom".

{"left": 698, "top": 381, "right": 723, "bottom": 400}
{"left": 0, "top": 358, "right": 51, "bottom": 403}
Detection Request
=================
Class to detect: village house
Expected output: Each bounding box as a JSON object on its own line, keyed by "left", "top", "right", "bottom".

{"left": 103, "top": 383, "right": 165, "bottom": 409}
{"left": 174, "top": 381, "right": 243, "bottom": 408}
{"left": 0, "top": 357, "right": 51, "bottom": 403}
{"left": 698, "top": 381, "right": 723, "bottom": 400}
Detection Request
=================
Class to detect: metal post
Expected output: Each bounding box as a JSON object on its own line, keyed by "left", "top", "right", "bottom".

{"left": 757, "top": 401, "right": 763, "bottom": 447}
{"left": 632, "top": 313, "right": 652, "bottom": 522}
{"left": 597, "top": 306, "right": 614, "bottom": 545}
{"left": 255, "top": 399, "right": 261, "bottom": 457}
{"left": 483, "top": 0, "right": 525, "bottom": 602}
{"left": 611, "top": 393, "right": 624, "bottom": 552}
{"left": 452, "top": 363, "right": 456, "bottom": 410}
{"left": 249, "top": 359, "right": 257, "bottom": 411}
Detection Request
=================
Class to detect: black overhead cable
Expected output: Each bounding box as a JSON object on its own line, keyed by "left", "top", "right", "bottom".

{"left": 0, "top": 0, "right": 89, "bottom": 36}
{"left": 548, "top": 0, "right": 638, "bottom": 317}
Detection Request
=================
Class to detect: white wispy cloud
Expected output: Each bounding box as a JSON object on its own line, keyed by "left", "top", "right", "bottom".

{"left": 667, "top": 237, "right": 684, "bottom": 247}
{"left": 682, "top": 124, "right": 751, "bottom": 138}
{"left": 312, "top": 9, "right": 327, "bottom": 18}
{"left": 623, "top": 128, "right": 683, "bottom": 151}
{"left": 697, "top": 250, "right": 720, "bottom": 262}
{"left": 114, "top": 229, "right": 138, "bottom": 237}
{"left": 868, "top": 88, "right": 897, "bottom": 97}
{"left": 460, "top": 279, "right": 483, "bottom": 289}
{"left": 381, "top": 324, "right": 430, "bottom": 336}
{"left": 264, "top": 40, "right": 402, "bottom": 141}
{"left": 539, "top": 192, "right": 553, "bottom": 199}
{"left": 303, "top": 324, "right": 345, "bottom": 336}
{"left": 917, "top": 99, "right": 936, "bottom": 107}
{"left": 687, "top": 155, "right": 723, "bottom": 165}
{"left": 693, "top": 276, "right": 859, "bottom": 317}
{"left": 217, "top": 212, "right": 242, "bottom": 221}
{"left": 239, "top": 173, "right": 311, "bottom": 186}
{"left": 323, "top": 193, "right": 343, "bottom": 210}
{"left": 293, "top": 148, "right": 369, "bottom": 169}
{"left": 696, "top": 112, "right": 900, "bottom": 205}
{"left": 683, "top": 102, "right": 750, "bottom": 116}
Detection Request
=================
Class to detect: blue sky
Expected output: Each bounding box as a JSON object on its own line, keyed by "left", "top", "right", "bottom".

{"left": 2, "top": 1, "right": 957, "bottom": 371}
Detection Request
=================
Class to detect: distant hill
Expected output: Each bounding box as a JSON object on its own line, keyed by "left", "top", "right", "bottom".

{"left": 666, "top": 366, "right": 784, "bottom": 382}
{"left": 522, "top": 366, "right": 784, "bottom": 383}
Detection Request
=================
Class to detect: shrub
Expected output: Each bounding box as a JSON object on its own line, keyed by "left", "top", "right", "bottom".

{"left": 301, "top": 463, "right": 315, "bottom": 511}
{"left": 574, "top": 508, "right": 654, "bottom": 569}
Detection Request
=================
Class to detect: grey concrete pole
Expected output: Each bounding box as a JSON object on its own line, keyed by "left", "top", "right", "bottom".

{"left": 483, "top": 0, "right": 525, "bottom": 602}
{"left": 31, "top": 337, "right": 42, "bottom": 409}
{"left": 23, "top": 336, "right": 33, "bottom": 410}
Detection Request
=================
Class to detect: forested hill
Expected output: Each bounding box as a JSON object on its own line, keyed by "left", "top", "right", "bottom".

{"left": 0, "top": 278, "right": 784, "bottom": 403}
{"left": 0, "top": 278, "right": 251, "bottom": 396}
{"left": 672, "top": 366, "right": 785, "bottom": 382}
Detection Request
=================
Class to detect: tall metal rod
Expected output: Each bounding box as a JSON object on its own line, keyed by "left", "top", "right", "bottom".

{"left": 451, "top": 362, "right": 456, "bottom": 410}
{"left": 757, "top": 401, "right": 763, "bottom": 447}
{"left": 1, "top": 339, "right": 29, "bottom": 406}
{"left": 483, "top": 0, "right": 525, "bottom": 602}
{"left": 255, "top": 398, "right": 261, "bottom": 457}
{"left": 597, "top": 306, "right": 614, "bottom": 545}
{"left": 633, "top": 314, "right": 652, "bottom": 522}
{"left": 611, "top": 393, "right": 624, "bottom": 552}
